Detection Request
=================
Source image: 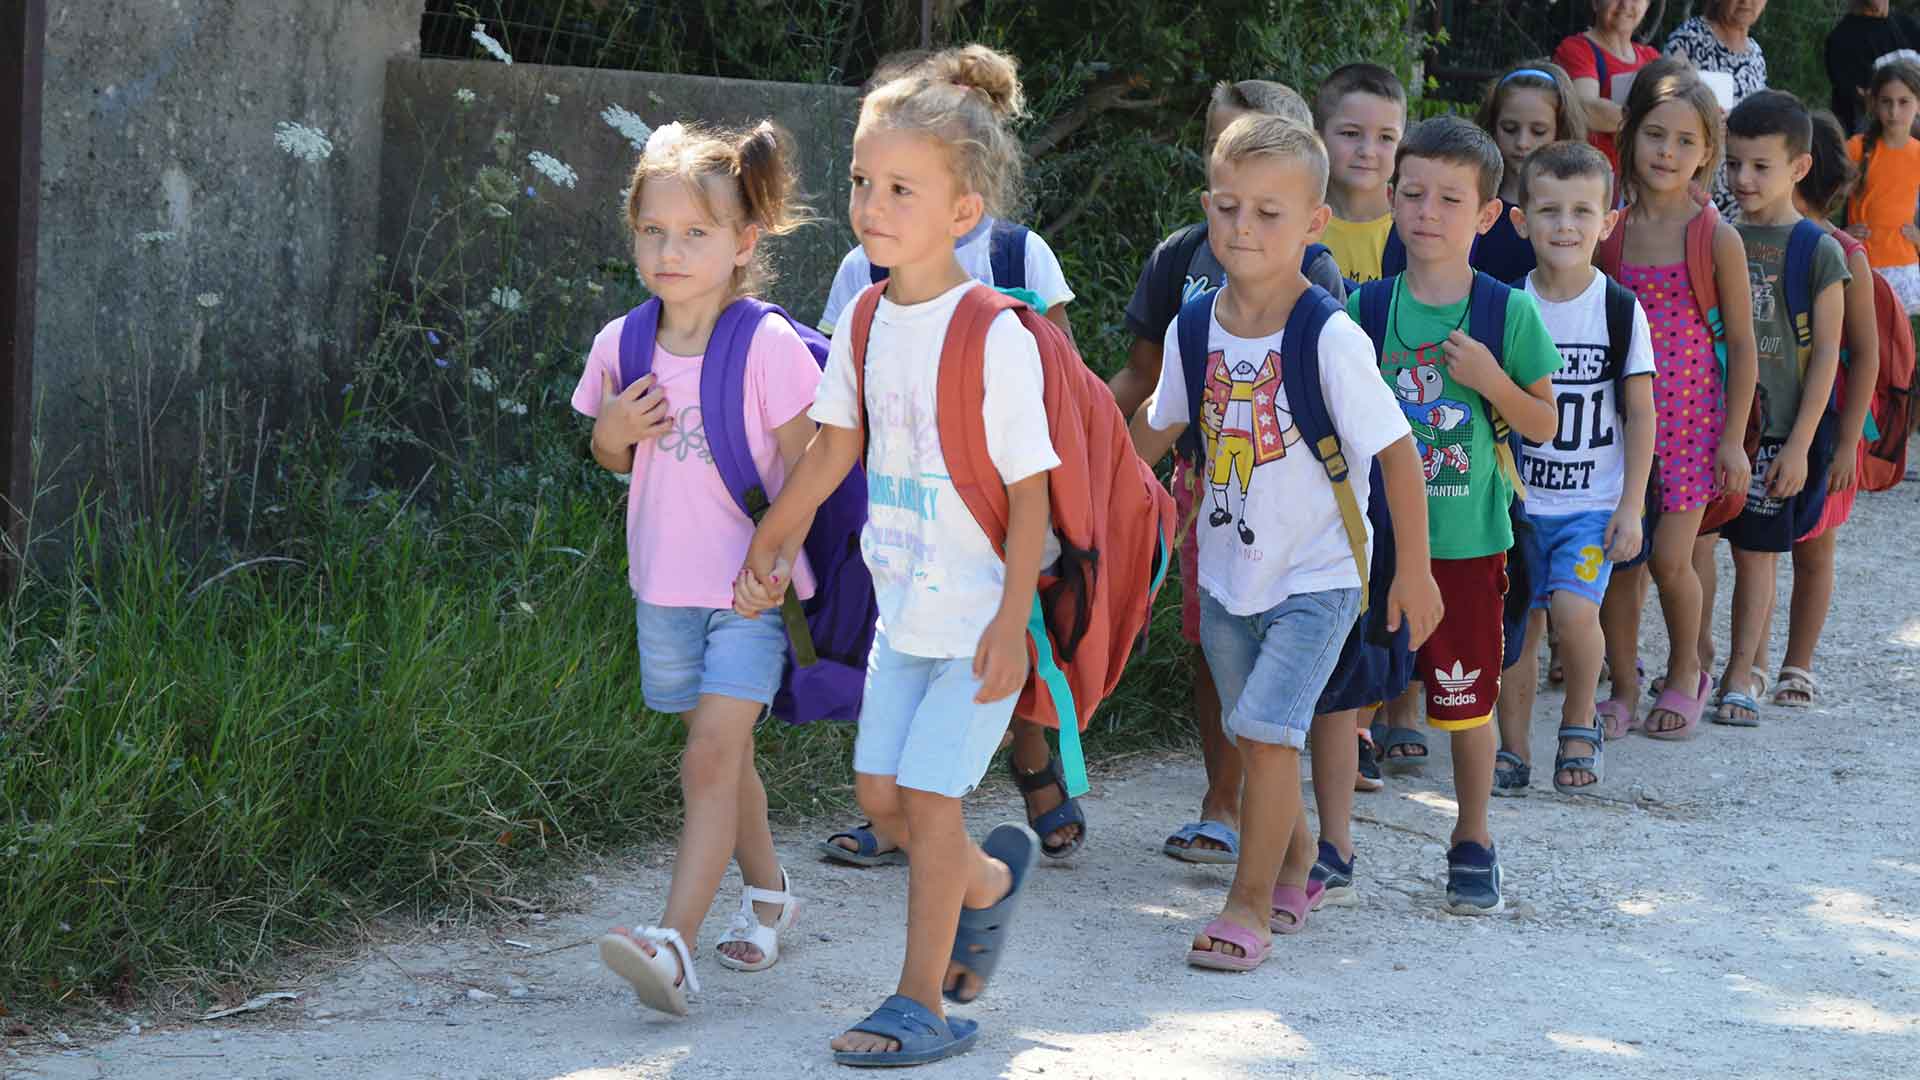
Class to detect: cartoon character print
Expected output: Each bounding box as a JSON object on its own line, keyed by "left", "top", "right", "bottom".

{"left": 1199, "top": 347, "right": 1298, "bottom": 545}
{"left": 1392, "top": 360, "right": 1474, "bottom": 483}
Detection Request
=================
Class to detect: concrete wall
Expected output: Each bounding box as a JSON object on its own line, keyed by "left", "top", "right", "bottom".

{"left": 378, "top": 59, "right": 859, "bottom": 335}
{"left": 31, "top": 0, "right": 422, "bottom": 529}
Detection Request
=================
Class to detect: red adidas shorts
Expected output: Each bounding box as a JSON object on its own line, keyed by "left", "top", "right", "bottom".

{"left": 1418, "top": 553, "right": 1507, "bottom": 731}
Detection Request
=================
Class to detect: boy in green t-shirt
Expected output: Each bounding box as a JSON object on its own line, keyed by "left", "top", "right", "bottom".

{"left": 1345, "top": 116, "right": 1561, "bottom": 915}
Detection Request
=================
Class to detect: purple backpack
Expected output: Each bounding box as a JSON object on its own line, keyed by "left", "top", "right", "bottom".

{"left": 617, "top": 296, "right": 877, "bottom": 725}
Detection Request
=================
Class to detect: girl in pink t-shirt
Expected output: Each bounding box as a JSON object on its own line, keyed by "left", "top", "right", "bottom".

{"left": 578, "top": 120, "right": 820, "bottom": 1016}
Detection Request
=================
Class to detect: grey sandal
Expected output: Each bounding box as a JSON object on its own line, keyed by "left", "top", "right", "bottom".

{"left": 1551, "top": 722, "right": 1604, "bottom": 796}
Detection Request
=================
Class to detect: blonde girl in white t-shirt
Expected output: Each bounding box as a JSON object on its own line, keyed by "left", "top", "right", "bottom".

{"left": 735, "top": 45, "right": 1052, "bottom": 1068}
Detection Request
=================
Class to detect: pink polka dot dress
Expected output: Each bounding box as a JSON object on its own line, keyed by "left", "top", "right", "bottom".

{"left": 1618, "top": 261, "right": 1725, "bottom": 514}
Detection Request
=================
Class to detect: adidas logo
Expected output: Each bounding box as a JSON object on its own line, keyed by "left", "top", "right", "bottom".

{"left": 1433, "top": 661, "right": 1481, "bottom": 694}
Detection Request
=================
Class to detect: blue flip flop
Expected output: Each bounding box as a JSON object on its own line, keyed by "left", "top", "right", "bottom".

{"left": 944, "top": 822, "right": 1040, "bottom": 1004}
{"left": 833, "top": 994, "right": 978, "bottom": 1068}
{"left": 819, "top": 822, "right": 906, "bottom": 868}
{"left": 1162, "top": 820, "right": 1240, "bottom": 864}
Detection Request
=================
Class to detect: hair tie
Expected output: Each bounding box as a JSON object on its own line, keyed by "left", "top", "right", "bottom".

{"left": 1501, "top": 68, "right": 1558, "bottom": 85}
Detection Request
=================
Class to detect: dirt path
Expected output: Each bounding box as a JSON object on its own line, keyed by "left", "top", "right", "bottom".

{"left": 12, "top": 487, "right": 1920, "bottom": 1079}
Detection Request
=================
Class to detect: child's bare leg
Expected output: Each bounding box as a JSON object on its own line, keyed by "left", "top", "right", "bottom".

{"left": 1192, "top": 740, "right": 1300, "bottom": 958}
{"left": 1718, "top": 548, "right": 1778, "bottom": 723}
{"left": 1309, "top": 710, "right": 1357, "bottom": 858}
{"left": 1646, "top": 510, "right": 1708, "bottom": 732}
{"left": 1450, "top": 720, "right": 1496, "bottom": 848}
{"left": 1600, "top": 565, "right": 1646, "bottom": 703}
{"left": 1778, "top": 529, "right": 1838, "bottom": 683}
{"left": 1551, "top": 591, "right": 1605, "bottom": 788}
{"left": 716, "top": 744, "right": 786, "bottom": 965}
{"left": 1694, "top": 534, "right": 1720, "bottom": 682}
{"left": 1007, "top": 719, "right": 1081, "bottom": 851}
{"left": 1193, "top": 658, "right": 1242, "bottom": 836}
{"left": 1279, "top": 785, "right": 1315, "bottom": 888}
{"left": 1497, "top": 611, "right": 1546, "bottom": 767}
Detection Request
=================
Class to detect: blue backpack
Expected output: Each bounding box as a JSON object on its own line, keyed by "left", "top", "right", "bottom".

{"left": 1172, "top": 284, "right": 1414, "bottom": 713}
{"left": 617, "top": 296, "right": 878, "bottom": 725}
{"left": 870, "top": 218, "right": 1030, "bottom": 289}
{"left": 1353, "top": 273, "right": 1539, "bottom": 672}
{"left": 1780, "top": 217, "right": 1842, "bottom": 537}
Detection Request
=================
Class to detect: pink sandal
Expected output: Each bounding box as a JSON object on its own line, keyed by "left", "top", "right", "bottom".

{"left": 1597, "top": 699, "right": 1638, "bottom": 740}
{"left": 1270, "top": 884, "right": 1311, "bottom": 934}
{"left": 1187, "top": 917, "right": 1270, "bottom": 971}
{"left": 1645, "top": 672, "right": 1710, "bottom": 741}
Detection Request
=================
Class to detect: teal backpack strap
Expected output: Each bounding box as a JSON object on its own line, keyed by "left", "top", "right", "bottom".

{"left": 1025, "top": 593, "right": 1087, "bottom": 797}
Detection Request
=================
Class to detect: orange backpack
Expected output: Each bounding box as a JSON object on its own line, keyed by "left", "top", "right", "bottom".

{"left": 1595, "top": 201, "right": 1760, "bottom": 532}
{"left": 1829, "top": 226, "right": 1917, "bottom": 492}
{"left": 847, "top": 284, "right": 1176, "bottom": 796}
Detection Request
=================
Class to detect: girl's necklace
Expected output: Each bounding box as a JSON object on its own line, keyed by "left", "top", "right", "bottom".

{"left": 1389, "top": 275, "right": 1470, "bottom": 358}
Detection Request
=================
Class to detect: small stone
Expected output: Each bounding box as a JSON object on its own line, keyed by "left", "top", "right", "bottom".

{"left": 508, "top": 987, "right": 530, "bottom": 1000}
{"left": 466, "top": 989, "right": 498, "bottom": 1002}
{"left": 401, "top": 995, "right": 422, "bottom": 1007}
{"left": 51, "top": 1033, "right": 71, "bottom": 1046}
{"left": 818, "top": 933, "right": 833, "bottom": 942}
{"left": 1878, "top": 968, "right": 1894, "bottom": 978}
{"left": 1393, "top": 963, "right": 1408, "bottom": 972}
{"left": 127, "top": 1023, "right": 141, "bottom": 1036}
{"left": 210, "top": 1033, "right": 224, "bottom": 1044}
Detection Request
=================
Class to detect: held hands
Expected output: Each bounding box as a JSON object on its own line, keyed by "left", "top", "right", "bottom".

{"left": 1765, "top": 442, "right": 1809, "bottom": 500}
{"left": 1439, "top": 331, "right": 1501, "bottom": 396}
{"left": 972, "top": 613, "right": 1030, "bottom": 705}
{"left": 732, "top": 536, "right": 790, "bottom": 619}
{"left": 1603, "top": 506, "right": 1644, "bottom": 563}
{"left": 1385, "top": 569, "right": 1444, "bottom": 652}
{"left": 1715, "top": 437, "right": 1753, "bottom": 502}
{"left": 597, "top": 370, "right": 672, "bottom": 448}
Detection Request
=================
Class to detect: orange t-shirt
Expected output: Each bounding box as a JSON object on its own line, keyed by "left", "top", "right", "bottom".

{"left": 1847, "top": 134, "right": 1920, "bottom": 268}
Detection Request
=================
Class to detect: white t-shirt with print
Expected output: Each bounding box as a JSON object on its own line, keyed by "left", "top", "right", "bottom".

{"left": 1146, "top": 301, "right": 1410, "bottom": 617}
{"left": 1520, "top": 270, "right": 1656, "bottom": 517}
{"left": 816, "top": 217, "right": 1075, "bottom": 332}
{"left": 810, "top": 280, "right": 1062, "bottom": 658}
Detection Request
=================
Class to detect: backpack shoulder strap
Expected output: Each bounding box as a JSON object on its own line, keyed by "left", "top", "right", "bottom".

{"left": 1587, "top": 34, "right": 1610, "bottom": 93}
{"left": 1301, "top": 242, "right": 1333, "bottom": 277}
{"left": 1381, "top": 227, "right": 1407, "bottom": 280}
{"left": 846, "top": 282, "right": 890, "bottom": 461}
{"left": 1603, "top": 275, "right": 1638, "bottom": 410}
{"left": 1785, "top": 217, "right": 1824, "bottom": 371}
{"left": 700, "top": 297, "right": 777, "bottom": 521}
{"left": 1173, "top": 289, "right": 1218, "bottom": 467}
{"left": 616, "top": 299, "right": 664, "bottom": 391}
{"left": 1468, "top": 272, "right": 1528, "bottom": 500}
{"left": 1282, "top": 287, "right": 1372, "bottom": 612}
{"left": 1685, "top": 203, "right": 1725, "bottom": 345}
{"left": 934, "top": 284, "right": 1026, "bottom": 557}
{"left": 989, "top": 220, "right": 1030, "bottom": 292}
{"left": 1355, "top": 278, "right": 1394, "bottom": 358}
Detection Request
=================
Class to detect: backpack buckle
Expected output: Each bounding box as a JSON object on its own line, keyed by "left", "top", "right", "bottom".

{"left": 744, "top": 486, "right": 771, "bottom": 524}
{"left": 1315, "top": 435, "right": 1348, "bottom": 481}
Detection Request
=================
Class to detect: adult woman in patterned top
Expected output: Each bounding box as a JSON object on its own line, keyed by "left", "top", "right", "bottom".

{"left": 1665, "top": 0, "right": 1769, "bottom": 218}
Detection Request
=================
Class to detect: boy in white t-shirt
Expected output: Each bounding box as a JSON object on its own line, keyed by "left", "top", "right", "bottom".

{"left": 1496, "top": 141, "right": 1656, "bottom": 797}
{"left": 1132, "top": 114, "right": 1439, "bottom": 970}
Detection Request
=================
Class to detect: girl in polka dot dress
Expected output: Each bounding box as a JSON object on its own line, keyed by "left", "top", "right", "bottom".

{"left": 1594, "top": 58, "right": 1758, "bottom": 742}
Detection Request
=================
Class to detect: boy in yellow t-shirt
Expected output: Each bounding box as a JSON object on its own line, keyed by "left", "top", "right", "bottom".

{"left": 1315, "top": 64, "right": 1407, "bottom": 284}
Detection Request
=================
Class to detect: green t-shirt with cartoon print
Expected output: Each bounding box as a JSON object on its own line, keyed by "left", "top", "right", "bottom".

{"left": 1346, "top": 279, "right": 1563, "bottom": 559}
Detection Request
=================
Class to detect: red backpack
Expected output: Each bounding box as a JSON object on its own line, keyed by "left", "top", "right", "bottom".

{"left": 1595, "top": 201, "right": 1760, "bottom": 532}
{"left": 847, "top": 284, "right": 1176, "bottom": 797}
{"left": 1828, "top": 227, "right": 1917, "bottom": 491}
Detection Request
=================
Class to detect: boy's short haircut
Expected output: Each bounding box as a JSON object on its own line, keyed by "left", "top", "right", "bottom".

{"left": 1798, "top": 109, "right": 1858, "bottom": 215}
{"left": 1211, "top": 79, "right": 1313, "bottom": 130}
{"left": 1394, "top": 115, "right": 1504, "bottom": 203}
{"left": 1212, "top": 113, "right": 1330, "bottom": 202}
{"left": 1516, "top": 140, "right": 1614, "bottom": 209}
{"left": 1313, "top": 63, "right": 1407, "bottom": 131}
{"left": 1727, "top": 89, "right": 1814, "bottom": 158}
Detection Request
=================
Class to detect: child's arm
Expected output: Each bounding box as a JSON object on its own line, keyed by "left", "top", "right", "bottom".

{"left": 1767, "top": 280, "right": 1845, "bottom": 499}
{"left": 1438, "top": 330, "right": 1558, "bottom": 442}
{"left": 1608, "top": 374, "right": 1656, "bottom": 561}
{"left": 737, "top": 423, "right": 861, "bottom": 614}
{"left": 1110, "top": 336, "right": 1165, "bottom": 419}
{"left": 1830, "top": 248, "right": 1880, "bottom": 492}
{"left": 974, "top": 473, "right": 1050, "bottom": 703}
{"left": 1043, "top": 303, "right": 1077, "bottom": 346}
{"left": 1712, "top": 223, "right": 1759, "bottom": 499}
{"left": 590, "top": 370, "right": 671, "bottom": 473}
{"left": 1376, "top": 434, "right": 1442, "bottom": 650}
{"left": 1127, "top": 390, "right": 1184, "bottom": 468}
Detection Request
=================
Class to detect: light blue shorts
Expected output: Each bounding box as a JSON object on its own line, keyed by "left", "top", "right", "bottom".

{"left": 1525, "top": 510, "right": 1614, "bottom": 610}
{"left": 851, "top": 626, "right": 1017, "bottom": 798}
{"left": 1197, "top": 587, "right": 1361, "bottom": 750}
{"left": 634, "top": 600, "right": 788, "bottom": 714}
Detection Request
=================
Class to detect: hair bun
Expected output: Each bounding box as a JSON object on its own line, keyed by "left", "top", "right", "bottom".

{"left": 926, "top": 44, "right": 1024, "bottom": 120}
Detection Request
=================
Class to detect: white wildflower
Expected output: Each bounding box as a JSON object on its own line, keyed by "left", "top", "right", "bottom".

{"left": 483, "top": 202, "right": 511, "bottom": 219}
{"left": 544, "top": 93, "right": 560, "bottom": 106}
{"left": 194, "top": 292, "right": 222, "bottom": 309}
{"left": 489, "top": 286, "right": 523, "bottom": 312}
{"left": 470, "top": 368, "right": 497, "bottom": 392}
{"left": 134, "top": 230, "right": 177, "bottom": 245}
{"left": 600, "top": 104, "right": 652, "bottom": 152}
{"left": 454, "top": 88, "right": 476, "bottom": 105}
{"left": 471, "top": 22, "right": 513, "bottom": 65}
{"left": 498, "top": 398, "right": 529, "bottom": 416}
{"left": 584, "top": 280, "right": 605, "bottom": 295}
{"left": 527, "top": 150, "right": 578, "bottom": 189}
{"left": 644, "top": 122, "right": 687, "bottom": 158}
{"left": 273, "top": 121, "right": 334, "bottom": 162}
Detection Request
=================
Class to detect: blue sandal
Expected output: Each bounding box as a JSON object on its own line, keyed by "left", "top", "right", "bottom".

{"left": 1379, "top": 726, "right": 1429, "bottom": 776}
{"left": 1551, "top": 722, "right": 1605, "bottom": 795}
{"left": 819, "top": 822, "right": 906, "bottom": 868}
{"left": 1009, "top": 755, "right": 1087, "bottom": 860}
{"left": 1492, "top": 749, "right": 1530, "bottom": 797}
{"left": 945, "top": 822, "right": 1040, "bottom": 1004}
{"left": 833, "top": 994, "right": 978, "bottom": 1068}
{"left": 1161, "top": 819, "right": 1240, "bottom": 864}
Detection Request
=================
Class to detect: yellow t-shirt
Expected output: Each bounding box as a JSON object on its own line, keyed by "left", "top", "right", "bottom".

{"left": 1322, "top": 212, "right": 1393, "bottom": 284}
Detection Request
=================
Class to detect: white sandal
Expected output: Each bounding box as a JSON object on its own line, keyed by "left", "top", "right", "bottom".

{"left": 598, "top": 925, "right": 699, "bottom": 1016}
{"left": 714, "top": 868, "right": 799, "bottom": 973}
{"left": 1773, "top": 666, "right": 1816, "bottom": 708}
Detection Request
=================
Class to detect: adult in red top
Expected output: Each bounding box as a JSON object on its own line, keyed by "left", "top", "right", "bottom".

{"left": 1553, "top": 0, "right": 1663, "bottom": 171}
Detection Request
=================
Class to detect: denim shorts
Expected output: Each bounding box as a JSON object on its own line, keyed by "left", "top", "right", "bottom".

{"left": 1526, "top": 509, "right": 1615, "bottom": 609}
{"left": 851, "top": 626, "right": 1017, "bottom": 798}
{"left": 634, "top": 600, "right": 789, "bottom": 714}
{"left": 1197, "top": 587, "right": 1361, "bottom": 749}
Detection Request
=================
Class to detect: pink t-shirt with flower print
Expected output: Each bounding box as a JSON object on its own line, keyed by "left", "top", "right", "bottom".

{"left": 571, "top": 311, "right": 820, "bottom": 608}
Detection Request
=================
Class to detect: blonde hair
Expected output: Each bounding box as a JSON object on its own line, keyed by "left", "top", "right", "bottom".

{"left": 1617, "top": 56, "right": 1725, "bottom": 203}
{"left": 857, "top": 44, "right": 1026, "bottom": 218}
{"left": 624, "top": 119, "right": 810, "bottom": 294}
{"left": 1210, "top": 79, "right": 1313, "bottom": 130}
{"left": 1211, "top": 113, "right": 1330, "bottom": 203}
